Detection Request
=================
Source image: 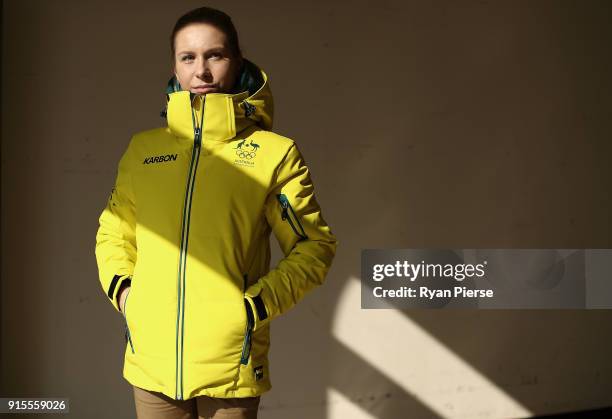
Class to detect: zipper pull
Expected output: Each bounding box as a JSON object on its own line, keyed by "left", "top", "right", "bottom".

{"left": 194, "top": 127, "right": 202, "bottom": 147}
{"left": 278, "top": 195, "right": 289, "bottom": 220}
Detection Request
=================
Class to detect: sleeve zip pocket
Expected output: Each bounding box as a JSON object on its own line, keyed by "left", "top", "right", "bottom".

{"left": 276, "top": 193, "right": 308, "bottom": 241}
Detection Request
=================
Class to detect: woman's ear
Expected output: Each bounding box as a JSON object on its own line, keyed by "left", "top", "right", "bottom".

{"left": 173, "top": 68, "right": 182, "bottom": 90}
{"left": 172, "top": 63, "right": 180, "bottom": 87}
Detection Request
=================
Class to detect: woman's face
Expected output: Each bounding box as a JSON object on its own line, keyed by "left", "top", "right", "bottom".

{"left": 173, "top": 23, "right": 242, "bottom": 95}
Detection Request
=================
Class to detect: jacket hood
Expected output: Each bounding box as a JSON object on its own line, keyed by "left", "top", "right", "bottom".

{"left": 161, "top": 59, "right": 274, "bottom": 141}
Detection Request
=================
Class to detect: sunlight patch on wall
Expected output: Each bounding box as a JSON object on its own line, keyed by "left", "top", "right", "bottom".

{"left": 330, "top": 277, "right": 532, "bottom": 419}
{"left": 326, "top": 387, "right": 378, "bottom": 419}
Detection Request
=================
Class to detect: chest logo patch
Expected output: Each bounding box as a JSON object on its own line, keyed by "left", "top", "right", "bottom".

{"left": 233, "top": 139, "right": 260, "bottom": 167}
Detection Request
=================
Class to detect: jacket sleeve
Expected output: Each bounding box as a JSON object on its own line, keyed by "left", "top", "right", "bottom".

{"left": 95, "top": 141, "right": 137, "bottom": 313}
{"left": 244, "top": 142, "right": 338, "bottom": 331}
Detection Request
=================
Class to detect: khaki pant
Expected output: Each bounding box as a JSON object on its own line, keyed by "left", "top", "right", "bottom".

{"left": 133, "top": 386, "right": 261, "bottom": 419}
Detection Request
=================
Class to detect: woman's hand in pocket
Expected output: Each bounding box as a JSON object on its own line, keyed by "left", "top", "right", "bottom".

{"left": 118, "top": 285, "right": 131, "bottom": 314}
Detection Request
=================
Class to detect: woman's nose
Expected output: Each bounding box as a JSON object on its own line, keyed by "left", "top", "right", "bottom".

{"left": 195, "top": 58, "right": 212, "bottom": 79}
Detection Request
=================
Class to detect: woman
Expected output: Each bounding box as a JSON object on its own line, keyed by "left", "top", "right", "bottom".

{"left": 94, "top": 6, "right": 338, "bottom": 419}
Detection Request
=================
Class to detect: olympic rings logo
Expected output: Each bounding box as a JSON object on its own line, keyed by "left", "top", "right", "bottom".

{"left": 236, "top": 150, "right": 256, "bottom": 159}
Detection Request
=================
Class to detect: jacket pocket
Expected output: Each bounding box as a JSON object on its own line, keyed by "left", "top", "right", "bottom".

{"left": 240, "top": 274, "right": 254, "bottom": 365}
{"left": 276, "top": 193, "right": 308, "bottom": 240}
{"left": 123, "top": 289, "right": 135, "bottom": 354}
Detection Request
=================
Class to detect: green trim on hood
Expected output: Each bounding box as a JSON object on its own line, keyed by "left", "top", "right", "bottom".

{"left": 231, "top": 59, "right": 265, "bottom": 96}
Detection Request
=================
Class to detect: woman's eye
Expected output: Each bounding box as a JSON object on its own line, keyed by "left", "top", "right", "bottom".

{"left": 181, "top": 55, "right": 194, "bottom": 61}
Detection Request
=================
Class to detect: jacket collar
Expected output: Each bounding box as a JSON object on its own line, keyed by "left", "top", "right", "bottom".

{"left": 164, "top": 59, "right": 274, "bottom": 142}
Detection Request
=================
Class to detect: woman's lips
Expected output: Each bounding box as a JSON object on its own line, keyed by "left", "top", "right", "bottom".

{"left": 192, "top": 85, "right": 218, "bottom": 93}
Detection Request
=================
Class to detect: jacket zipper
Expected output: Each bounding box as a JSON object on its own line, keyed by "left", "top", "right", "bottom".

{"left": 123, "top": 289, "right": 135, "bottom": 354}
{"left": 240, "top": 274, "right": 254, "bottom": 365}
{"left": 175, "top": 95, "right": 204, "bottom": 400}
{"left": 277, "top": 193, "right": 308, "bottom": 240}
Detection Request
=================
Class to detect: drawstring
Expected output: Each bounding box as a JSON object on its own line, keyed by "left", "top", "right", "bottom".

{"left": 243, "top": 100, "right": 256, "bottom": 117}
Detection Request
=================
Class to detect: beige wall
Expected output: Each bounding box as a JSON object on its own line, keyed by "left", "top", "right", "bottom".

{"left": 2, "top": 0, "right": 611, "bottom": 418}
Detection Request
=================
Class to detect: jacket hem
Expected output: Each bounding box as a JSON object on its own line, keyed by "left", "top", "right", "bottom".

{"left": 123, "top": 349, "right": 272, "bottom": 400}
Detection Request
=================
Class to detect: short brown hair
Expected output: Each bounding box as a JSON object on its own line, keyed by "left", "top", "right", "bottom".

{"left": 170, "top": 7, "right": 242, "bottom": 60}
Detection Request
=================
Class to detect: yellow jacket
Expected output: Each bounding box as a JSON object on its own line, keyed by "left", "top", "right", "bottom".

{"left": 94, "top": 60, "right": 338, "bottom": 400}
